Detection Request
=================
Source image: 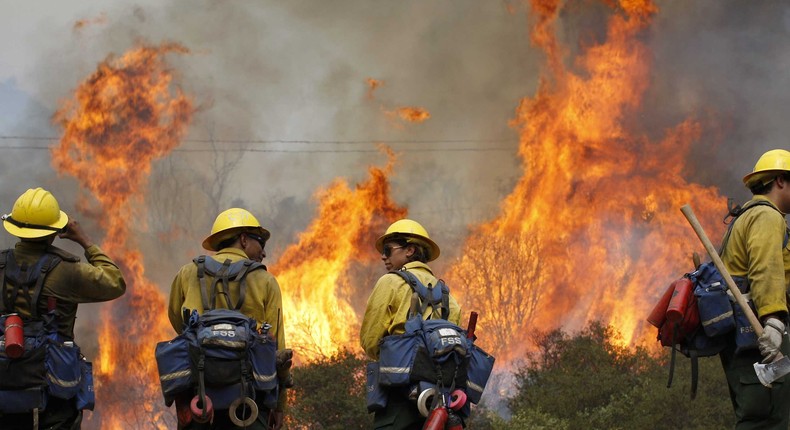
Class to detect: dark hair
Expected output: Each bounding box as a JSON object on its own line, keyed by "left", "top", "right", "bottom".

{"left": 216, "top": 234, "right": 240, "bottom": 250}
{"left": 749, "top": 172, "right": 790, "bottom": 195}
{"left": 386, "top": 235, "right": 429, "bottom": 263}
{"left": 407, "top": 243, "right": 429, "bottom": 263}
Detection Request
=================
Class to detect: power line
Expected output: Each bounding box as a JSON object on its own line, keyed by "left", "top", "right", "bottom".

{"left": 0, "top": 135, "right": 518, "bottom": 153}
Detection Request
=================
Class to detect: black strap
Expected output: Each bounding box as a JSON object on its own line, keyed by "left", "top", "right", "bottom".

{"left": 0, "top": 250, "right": 9, "bottom": 313}
{"left": 233, "top": 261, "right": 255, "bottom": 310}
{"left": 0, "top": 214, "right": 62, "bottom": 233}
{"left": 667, "top": 325, "right": 678, "bottom": 390}
{"left": 210, "top": 259, "right": 233, "bottom": 310}
{"left": 439, "top": 282, "right": 450, "bottom": 320}
{"left": 8, "top": 260, "right": 27, "bottom": 316}
{"left": 196, "top": 256, "right": 210, "bottom": 311}
{"left": 720, "top": 199, "right": 787, "bottom": 256}
{"left": 690, "top": 350, "right": 699, "bottom": 400}
{"left": 30, "top": 255, "right": 56, "bottom": 319}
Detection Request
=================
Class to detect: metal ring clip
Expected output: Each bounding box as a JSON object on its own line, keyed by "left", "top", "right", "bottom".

{"left": 229, "top": 396, "right": 259, "bottom": 427}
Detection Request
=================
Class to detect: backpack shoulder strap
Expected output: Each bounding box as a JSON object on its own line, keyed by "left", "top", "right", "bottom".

{"left": 231, "top": 260, "right": 265, "bottom": 311}
{"left": 389, "top": 270, "right": 446, "bottom": 319}
{"left": 0, "top": 249, "right": 9, "bottom": 313}
{"left": 0, "top": 251, "right": 61, "bottom": 319}
{"left": 720, "top": 200, "right": 786, "bottom": 255}
{"left": 193, "top": 256, "right": 266, "bottom": 311}
{"left": 30, "top": 253, "right": 61, "bottom": 319}
{"left": 438, "top": 280, "right": 450, "bottom": 320}
{"left": 193, "top": 255, "right": 212, "bottom": 310}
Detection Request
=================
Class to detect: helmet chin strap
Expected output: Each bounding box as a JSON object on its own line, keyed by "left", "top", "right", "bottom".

{"left": 1, "top": 214, "right": 62, "bottom": 232}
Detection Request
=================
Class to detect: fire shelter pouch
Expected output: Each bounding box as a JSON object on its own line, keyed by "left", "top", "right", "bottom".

{"left": 365, "top": 361, "right": 387, "bottom": 412}
{"left": 694, "top": 281, "right": 735, "bottom": 337}
{"left": 378, "top": 331, "right": 419, "bottom": 386}
{"left": 466, "top": 343, "right": 495, "bottom": 405}
{"left": 155, "top": 334, "right": 194, "bottom": 406}
{"left": 45, "top": 339, "right": 81, "bottom": 399}
{"left": 75, "top": 359, "right": 95, "bottom": 411}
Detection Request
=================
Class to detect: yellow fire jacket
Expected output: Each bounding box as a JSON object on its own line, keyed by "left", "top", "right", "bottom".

{"left": 360, "top": 261, "right": 462, "bottom": 360}
{"left": 4, "top": 241, "right": 126, "bottom": 340}
{"left": 721, "top": 195, "right": 790, "bottom": 319}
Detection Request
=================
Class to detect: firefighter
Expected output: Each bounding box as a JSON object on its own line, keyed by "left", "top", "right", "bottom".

{"left": 720, "top": 149, "right": 790, "bottom": 429}
{"left": 168, "top": 208, "right": 291, "bottom": 430}
{"left": 360, "top": 219, "right": 462, "bottom": 429}
{"left": 0, "top": 187, "right": 127, "bottom": 429}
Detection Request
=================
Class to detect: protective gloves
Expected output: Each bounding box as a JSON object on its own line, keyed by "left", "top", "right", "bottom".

{"left": 276, "top": 349, "right": 294, "bottom": 388}
{"left": 758, "top": 317, "right": 786, "bottom": 363}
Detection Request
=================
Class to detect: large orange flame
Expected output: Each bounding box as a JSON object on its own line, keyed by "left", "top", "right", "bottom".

{"left": 273, "top": 147, "right": 407, "bottom": 362}
{"left": 51, "top": 43, "right": 193, "bottom": 429}
{"left": 446, "top": 0, "right": 727, "bottom": 363}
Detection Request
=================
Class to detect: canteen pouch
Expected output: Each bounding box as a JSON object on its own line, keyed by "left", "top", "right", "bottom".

{"left": 250, "top": 336, "right": 278, "bottom": 410}
{"left": 250, "top": 336, "right": 277, "bottom": 392}
{"left": 256, "top": 383, "right": 279, "bottom": 411}
{"left": 155, "top": 334, "right": 193, "bottom": 406}
{"left": 46, "top": 340, "right": 81, "bottom": 399}
{"left": 694, "top": 281, "right": 735, "bottom": 337}
{"left": 365, "top": 362, "right": 387, "bottom": 412}
{"left": 466, "top": 344, "right": 495, "bottom": 404}
{"left": 75, "top": 360, "right": 95, "bottom": 411}
{"left": 378, "top": 331, "right": 419, "bottom": 386}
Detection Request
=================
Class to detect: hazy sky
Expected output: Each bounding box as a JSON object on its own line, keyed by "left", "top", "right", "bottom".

{"left": 3, "top": 0, "right": 790, "bottom": 280}
{"left": 0, "top": 1, "right": 535, "bottom": 261}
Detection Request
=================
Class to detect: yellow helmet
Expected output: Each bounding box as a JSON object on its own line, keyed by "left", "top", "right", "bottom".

{"left": 2, "top": 188, "right": 69, "bottom": 239}
{"left": 375, "top": 219, "right": 440, "bottom": 262}
{"left": 202, "top": 208, "right": 271, "bottom": 251}
{"left": 743, "top": 149, "right": 790, "bottom": 187}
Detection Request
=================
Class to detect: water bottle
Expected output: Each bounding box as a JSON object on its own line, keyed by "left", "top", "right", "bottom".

{"left": 4, "top": 314, "right": 24, "bottom": 359}
{"left": 422, "top": 406, "right": 448, "bottom": 430}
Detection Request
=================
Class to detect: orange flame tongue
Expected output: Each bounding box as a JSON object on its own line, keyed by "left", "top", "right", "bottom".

{"left": 448, "top": 0, "right": 726, "bottom": 363}
{"left": 388, "top": 107, "right": 431, "bottom": 123}
{"left": 273, "top": 148, "right": 406, "bottom": 362}
{"left": 51, "top": 43, "right": 193, "bottom": 429}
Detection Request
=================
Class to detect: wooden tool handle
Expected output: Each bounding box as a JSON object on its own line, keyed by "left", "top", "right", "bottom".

{"left": 680, "top": 204, "right": 763, "bottom": 336}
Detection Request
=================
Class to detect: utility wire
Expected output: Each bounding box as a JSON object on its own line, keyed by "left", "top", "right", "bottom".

{"left": 0, "top": 135, "right": 518, "bottom": 153}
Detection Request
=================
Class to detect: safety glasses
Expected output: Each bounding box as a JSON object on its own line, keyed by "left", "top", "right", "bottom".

{"left": 246, "top": 233, "right": 266, "bottom": 249}
{"left": 382, "top": 245, "right": 405, "bottom": 258}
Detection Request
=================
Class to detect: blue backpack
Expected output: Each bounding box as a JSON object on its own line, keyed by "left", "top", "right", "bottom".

{"left": 154, "top": 256, "right": 278, "bottom": 422}
{"left": 652, "top": 200, "right": 789, "bottom": 398}
{"left": 368, "top": 270, "right": 495, "bottom": 419}
{"left": 0, "top": 250, "right": 94, "bottom": 414}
